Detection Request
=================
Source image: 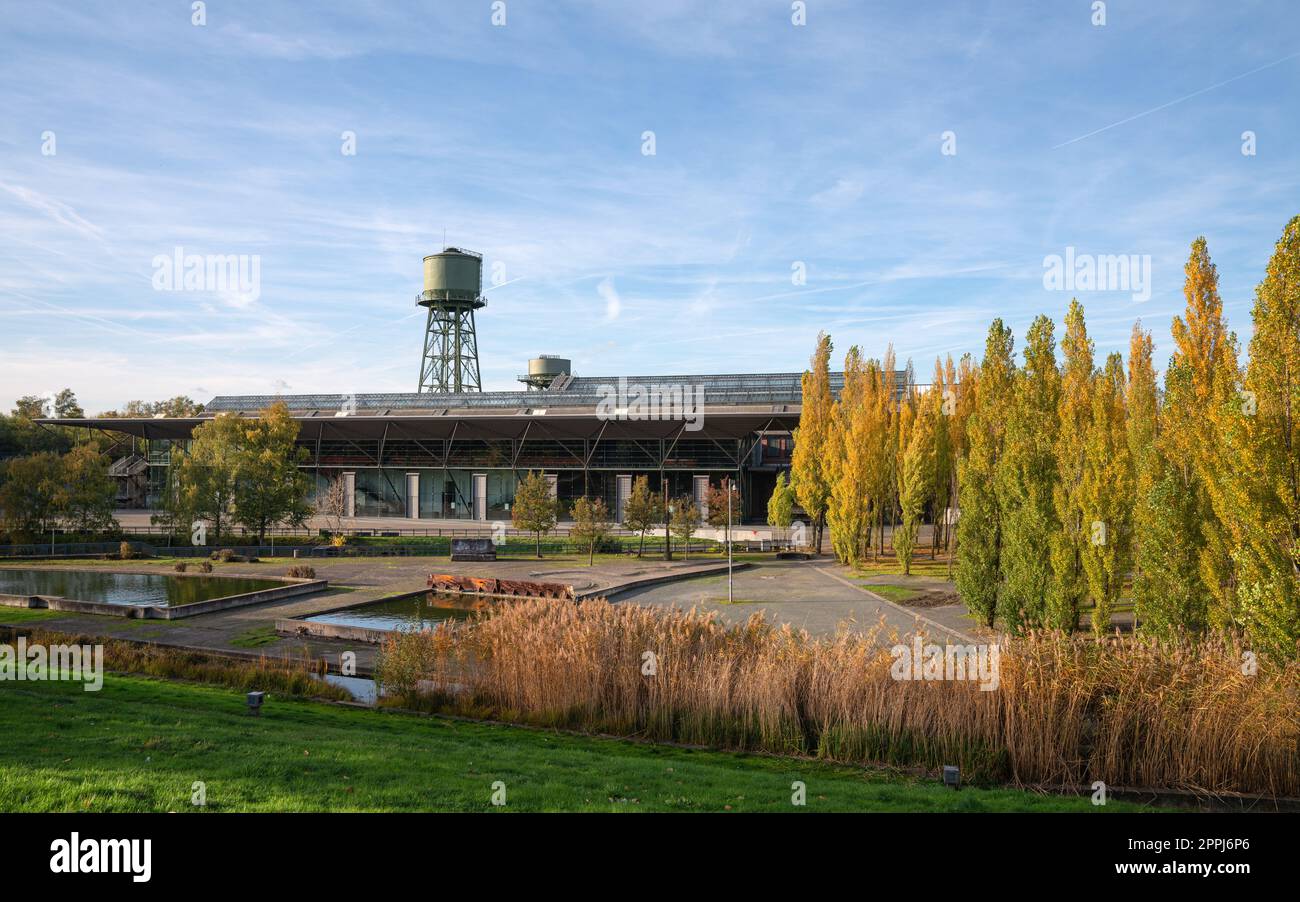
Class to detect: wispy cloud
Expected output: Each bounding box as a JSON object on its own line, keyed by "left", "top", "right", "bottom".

{"left": 0, "top": 0, "right": 1297, "bottom": 413}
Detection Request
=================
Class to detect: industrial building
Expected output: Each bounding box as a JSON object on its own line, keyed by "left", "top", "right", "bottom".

{"left": 50, "top": 247, "right": 885, "bottom": 523}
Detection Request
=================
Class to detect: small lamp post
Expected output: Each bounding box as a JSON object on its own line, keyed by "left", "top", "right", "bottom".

{"left": 247, "top": 691, "right": 265, "bottom": 716}
{"left": 665, "top": 499, "right": 674, "bottom": 562}
{"left": 726, "top": 477, "right": 733, "bottom": 606}
{"left": 942, "top": 765, "right": 960, "bottom": 790}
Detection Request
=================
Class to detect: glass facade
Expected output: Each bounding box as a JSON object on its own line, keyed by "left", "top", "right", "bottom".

{"left": 143, "top": 432, "right": 769, "bottom": 520}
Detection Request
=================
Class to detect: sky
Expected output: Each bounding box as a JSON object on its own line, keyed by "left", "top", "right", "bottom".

{"left": 1, "top": 0, "right": 1298, "bottom": 414}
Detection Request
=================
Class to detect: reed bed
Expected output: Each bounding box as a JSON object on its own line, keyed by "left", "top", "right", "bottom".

{"left": 10, "top": 627, "right": 351, "bottom": 702}
{"left": 376, "top": 600, "right": 1300, "bottom": 796}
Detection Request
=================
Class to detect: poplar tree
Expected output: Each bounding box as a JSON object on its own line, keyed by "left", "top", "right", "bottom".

{"left": 1220, "top": 216, "right": 1300, "bottom": 655}
{"left": 896, "top": 393, "right": 937, "bottom": 576}
{"left": 1048, "top": 299, "right": 1094, "bottom": 632}
{"left": 766, "top": 471, "right": 795, "bottom": 535}
{"left": 929, "top": 358, "right": 954, "bottom": 557}
{"left": 827, "top": 348, "right": 872, "bottom": 565}
{"left": 1125, "top": 323, "right": 1161, "bottom": 626}
{"left": 792, "top": 333, "right": 834, "bottom": 553}
{"left": 998, "top": 315, "right": 1061, "bottom": 631}
{"left": 1134, "top": 359, "right": 1212, "bottom": 635}
{"left": 956, "top": 320, "right": 1015, "bottom": 628}
{"left": 945, "top": 353, "right": 978, "bottom": 576}
{"left": 1169, "top": 237, "right": 1240, "bottom": 626}
{"left": 1081, "top": 353, "right": 1133, "bottom": 634}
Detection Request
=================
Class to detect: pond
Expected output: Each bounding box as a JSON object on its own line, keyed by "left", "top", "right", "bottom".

{"left": 0, "top": 568, "right": 284, "bottom": 608}
{"left": 303, "top": 591, "right": 483, "bottom": 633}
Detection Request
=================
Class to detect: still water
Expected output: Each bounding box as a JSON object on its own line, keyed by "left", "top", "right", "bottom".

{"left": 0, "top": 568, "right": 283, "bottom": 608}
{"left": 304, "top": 592, "right": 481, "bottom": 632}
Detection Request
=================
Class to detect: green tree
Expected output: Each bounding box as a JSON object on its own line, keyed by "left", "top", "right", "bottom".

{"left": 570, "top": 496, "right": 612, "bottom": 566}
{"left": 1125, "top": 322, "right": 1158, "bottom": 600}
{"left": 767, "top": 470, "right": 796, "bottom": 542}
{"left": 1218, "top": 216, "right": 1300, "bottom": 655}
{"left": 621, "top": 475, "right": 659, "bottom": 558}
{"left": 956, "top": 320, "right": 1015, "bottom": 628}
{"left": 52, "top": 389, "right": 83, "bottom": 419}
{"left": 1134, "top": 356, "right": 1215, "bottom": 635}
{"left": 0, "top": 452, "right": 63, "bottom": 541}
{"left": 827, "top": 347, "right": 872, "bottom": 565}
{"left": 231, "top": 402, "right": 313, "bottom": 542}
{"left": 1169, "top": 237, "right": 1240, "bottom": 627}
{"left": 55, "top": 445, "right": 118, "bottom": 535}
{"left": 1081, "top": 354, "right": 1133, "bottom": 635}
{"left": 512, "top": 470, "right": 557, "bottom": 558}
{"left": 896, "top": 396, "right": 937, "bottom": 576}
{"left": 998, "top": 315, "right": 1061, "bottom": 631}
{"left": 171, "top": 414, "right": 242, "bottom": 543}
{"left": 792, "top": 333, "right": 834, "bottom": 553}
{"left": 669, "top": 497, "right": 701, "bottom": 559}
{"left": 1048, "top": 299, "right": 1094, "bottom": 632}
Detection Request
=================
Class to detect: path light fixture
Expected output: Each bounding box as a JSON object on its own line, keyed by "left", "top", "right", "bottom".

{"left": 942, "top": 765, "right": 960, "bottom": 790}
{"left": 247, "top": 691, "right": 265, "bottom": 716}
{"left": 665, "top": 501, "right": 675, "bottom": 562}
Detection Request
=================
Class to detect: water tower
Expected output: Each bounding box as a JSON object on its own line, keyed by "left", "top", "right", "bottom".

{"left": 418, "top": 247, "right": 486, "bottom": 393}
{"left": 518, "top": 355, "right": 572, "bottom": 391}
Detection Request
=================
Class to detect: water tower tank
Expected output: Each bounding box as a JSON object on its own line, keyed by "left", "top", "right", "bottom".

{"left": 420, "top": 248, "right": 484, "bottom": 307}
{"left": 519, "top": 355, "right": 572, "bottom": 390}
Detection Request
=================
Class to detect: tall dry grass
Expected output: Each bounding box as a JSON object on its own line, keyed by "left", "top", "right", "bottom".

{"left": 376, "top": 600, "right": 1300, "bottom": 796}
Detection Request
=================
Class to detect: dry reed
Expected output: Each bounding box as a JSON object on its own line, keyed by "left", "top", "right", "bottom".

{"left": 376, "top": 600, "right": 1300, "bottom": 796}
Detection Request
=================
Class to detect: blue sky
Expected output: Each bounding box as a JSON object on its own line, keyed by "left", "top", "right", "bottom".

{"left": 2, "top": 0, "right": 1298, "bottom": 414}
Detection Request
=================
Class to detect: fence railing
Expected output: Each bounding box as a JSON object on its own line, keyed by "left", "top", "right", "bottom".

{"left": 0, "top": 536, "right": 777, "bottom": 560}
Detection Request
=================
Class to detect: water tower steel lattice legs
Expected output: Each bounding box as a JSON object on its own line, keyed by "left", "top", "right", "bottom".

{"left": 417, "top": 247, "right": 487, "bottom": 394}
{"left": 420, "top": 304, "right": 482, "bottom": 393}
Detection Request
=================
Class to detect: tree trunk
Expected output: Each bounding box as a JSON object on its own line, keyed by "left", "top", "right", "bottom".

{"left": 638, "top": 530, "right": 645, "bottom": 558}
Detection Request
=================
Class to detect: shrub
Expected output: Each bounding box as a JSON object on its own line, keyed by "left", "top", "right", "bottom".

{"left": 198, "top": 561, "right": 213, "bottom": 573}
{"left": 286, "top": 565, "right": 316, "bottom": 579}
{"left": 174, "top": 562, "right": 188, "bottom": 573}
{"left": 119, "top": 541, "right": 136, "bottom": 560}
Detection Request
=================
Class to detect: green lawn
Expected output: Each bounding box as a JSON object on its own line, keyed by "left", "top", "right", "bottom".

{"left": 0, "top": 674, "right": 1141, "bottom": 813}
{"left": 858, "top": 584, "right": 924, "bottom": 603}
{"left": 851, "top": 559, "right": 954, "bottom": 579}
{"left": 0, "top": 607, "right": 71, "bottom": 624}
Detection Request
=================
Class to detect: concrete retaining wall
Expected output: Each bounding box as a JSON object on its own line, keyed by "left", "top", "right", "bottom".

{"left": 0, "top": 578, "right": 327, "bottom": 620}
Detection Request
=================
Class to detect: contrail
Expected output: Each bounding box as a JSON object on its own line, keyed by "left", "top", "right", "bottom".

{"left": 1053, "top": 49, "right": 1300, "bottom": 149}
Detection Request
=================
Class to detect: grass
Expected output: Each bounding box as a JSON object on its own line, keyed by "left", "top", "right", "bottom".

{"left": 851, "top": 558, "right": 954, "bottom": 579}
{"left": 0, "top": 673, "right": 1140, "bottom": 812}
{"left": 229, "top": 626, "right": 282, "bottom": 649}
{"left": 0, "top": 607, "right": 69, "bottom": 624}
{"left": 858, "top": 584, "right": 923, "bottom": 603}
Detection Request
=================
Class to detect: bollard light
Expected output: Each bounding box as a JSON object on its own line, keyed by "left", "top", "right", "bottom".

{"left": 942, "top": 765, "right": 960, "bottom": 790}
{"left": 247, "top": 691, "right": 265, "bottom": 716}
